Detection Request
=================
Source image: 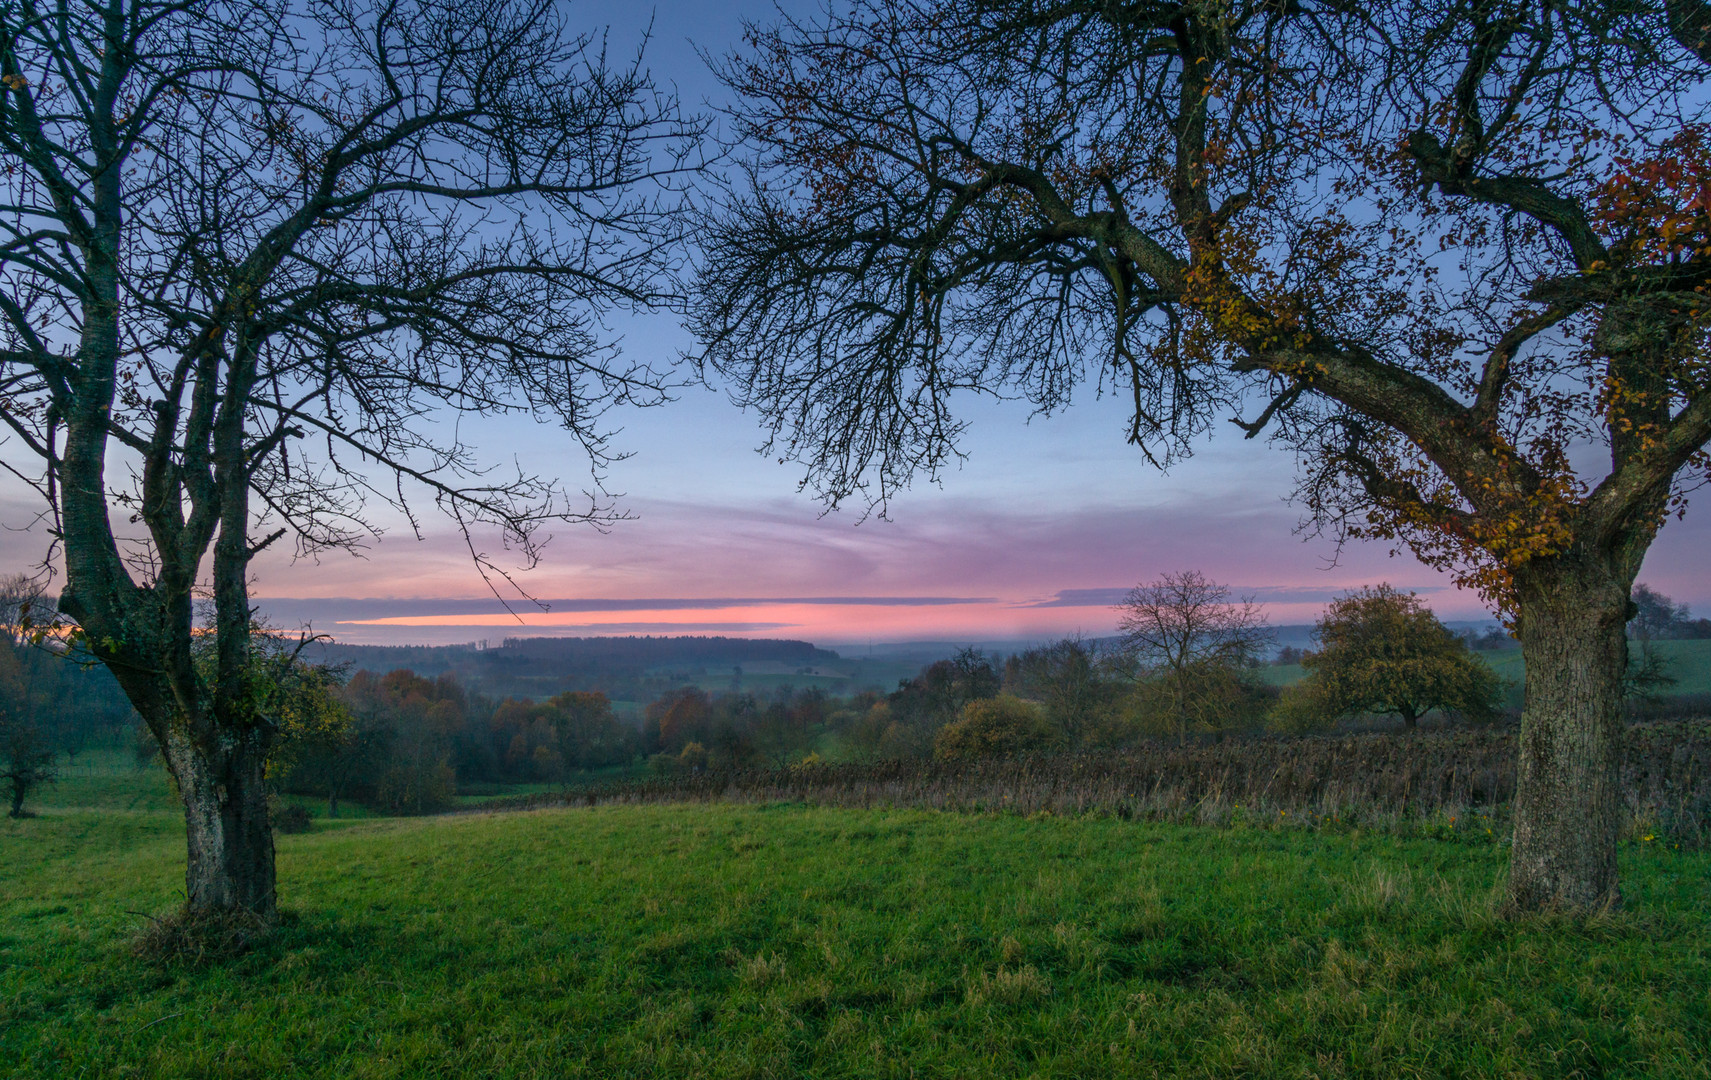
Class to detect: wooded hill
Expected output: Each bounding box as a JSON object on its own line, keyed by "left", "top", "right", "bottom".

{"left": 302, "top": 636, "right": 845, "bottom": 703}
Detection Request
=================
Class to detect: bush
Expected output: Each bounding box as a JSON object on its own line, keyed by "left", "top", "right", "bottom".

{"left": 1121, "top": 658, "right": 1276, "bottom": 740}
{"left": 374, "top": 755, "right": 456, "bottom": 815}
{"left": 270, "top": 800, "right": 313, "bottom": 834}
{"left": 934, "top": 697, "right": 1059, "bottom": 761}
{"left": 1270, "top": 680, "right": 1335, "bottom": 735}
{"left": 677, "top": 741, "right": 710, "bottom": 773}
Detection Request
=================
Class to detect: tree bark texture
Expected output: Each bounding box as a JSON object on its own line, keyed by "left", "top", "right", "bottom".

{"left": 1508, "top": 559, "right": 1629, "bottom": 911}
{"left": 165, "top": 730, "right": 277, "bottom": 915}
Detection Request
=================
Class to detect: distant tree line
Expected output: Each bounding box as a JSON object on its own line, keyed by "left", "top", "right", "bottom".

{"left": 10, "top": 572, "right": 1696, "bottom": 820}
{"left": 831, "top": 576, "right": 1510, "bottom": 764}
{"left": 274, "top": 669, "right": 864, "bottom": 813}
{"left": 637, "top": 574, "right": 1502, "bottom": 772}
{"left": 302, "top": 635, "right": 843, "bottom": 705}
{"left": 642, "top": 684, "right": 835, "bottom": 772}
{"left": 274, "top": 670, "right": 653, "bottom": 816}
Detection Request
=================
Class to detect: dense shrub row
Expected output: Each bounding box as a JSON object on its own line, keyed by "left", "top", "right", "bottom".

{"left": 486, "top": 719, "right": 1711, "bottom": 847}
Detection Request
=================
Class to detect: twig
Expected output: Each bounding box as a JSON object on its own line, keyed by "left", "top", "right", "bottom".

{"left": 135, "top": 1012, "right": 184, "bottom": 1033}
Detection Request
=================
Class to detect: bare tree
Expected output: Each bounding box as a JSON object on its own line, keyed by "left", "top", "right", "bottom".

{"left": 0, "top": 629, "right": 54, "bottom": 816}
{"left": 1116, "top": 572, "right": 1270, "bottom": 744}
{"left": 0, "top": 0, "right": 701, "bottom": 917}
{"left": 1004, "top": 635, "right": 1112, "bottom": 746}
{"left": 0, "top": 572, "right": 50, "bottom": 643}
{"left": 690, "top": 0, "right": 1711, "bottom": 911}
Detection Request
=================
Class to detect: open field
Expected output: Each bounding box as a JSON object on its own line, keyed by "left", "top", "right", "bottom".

{"left": 3, "top": 770, "right": 1710, "bottom": 1078}
{"left": 1256, "top": 640, "right": 1711, "bottom": 711}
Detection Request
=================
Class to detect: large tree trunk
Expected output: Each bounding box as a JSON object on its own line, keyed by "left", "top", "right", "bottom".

{"left": 166, "top": 731, "right": 277, "bottom": 917}
{"left": 1508, "top": 560, "right": 1630, "bottom": 912}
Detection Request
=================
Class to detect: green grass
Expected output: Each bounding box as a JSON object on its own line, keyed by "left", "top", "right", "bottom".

{"left": 1476, "top": 640, "right": 1711, "bottom": 706}
{"left": 1256, "top": 662, "right": 1306, "bottom": 687}
{"left": 1652, "top": 640, "right": 1711, "bottom": 695}
{"left": 3, "top": 790, "right": 1709, "bottom": 1079}
{"left": 34, "top": 750, "right": 180, "bottom": 815}
{"left": 1258, "top": 640, "right": 1711, "bottom": 708}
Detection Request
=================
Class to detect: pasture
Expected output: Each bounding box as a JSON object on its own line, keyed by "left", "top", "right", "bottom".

{"left": 3, "top": 764, "right": 1708, "bottom": 1078}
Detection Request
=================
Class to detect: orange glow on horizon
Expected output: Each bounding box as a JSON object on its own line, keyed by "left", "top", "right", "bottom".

{"left": 330, "top": 597, "right": 1368, "bottom": 643}
{"left": 338, "top": 601, "right": 1055, "bottom": 640}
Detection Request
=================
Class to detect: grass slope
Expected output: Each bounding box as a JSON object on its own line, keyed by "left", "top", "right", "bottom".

{"left": 3, "top": 781, "right": 1709, "bottom": 1079}
{"left": 1257, "top": 640, "right": 1711, "bottom": 709}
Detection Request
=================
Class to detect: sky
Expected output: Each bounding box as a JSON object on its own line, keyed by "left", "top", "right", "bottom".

{"left": 0, "top": 0, "right": 1705, "bottom": 648}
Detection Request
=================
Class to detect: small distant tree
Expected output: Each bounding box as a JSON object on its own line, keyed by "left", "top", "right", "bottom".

{"left": 1630, "top": 584, "right": 1699, "bottom": 641}
{"left": 752, "top": 697, "right": 810, "bottom": 769}
{"left": 0, "top": 639, "right": 54, "bottom": 817}
{"left": 1004, "top": 636, "right": 1115, "bottom": 747}
{"left": 933, "top": 696, "right": 1059, "bottom": 762}
{"left": 1124, "top": 656, "right": 1277, "bottom": 741}
{"left": 842, "top": 698, "right": 894, "bottom": 760}
{"left": 1621, "top": 585, "right": 1683, "bottom": 704}
{"left": 706, "top": 693, "right": 762, "bottom": 769}
{"left": 648, "top": 688, "right": 714, "bottom": 756}
{"left": 925, "top": 648, "right": 1003, "bottom": 721}
{"left": 1117, "top": 572, "right": 1272, "bottom": 744}
{"left": 280, "top": 708, "right": 383, "bottom": 820}
{"left": 870, "top": 648, "right": 1003, "bottom": 758}
{"left": 265, "top": 647, "right": 365, "bottom": 818}
{"left": 538, "top": 691, "right": 633, "bottom": 774}
{"left": 1284, "top": 585, "right": 1502, "bottom": 730}
{"left": 1, "top": 718, "right": 55, "bottom": 819}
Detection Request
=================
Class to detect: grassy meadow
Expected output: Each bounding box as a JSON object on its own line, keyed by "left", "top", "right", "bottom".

{"left": 4, "top": 763, "right": 1710, "bottom": 1079}
{"left": 1255, "top": 639, "right": 1711, "bottom": 711}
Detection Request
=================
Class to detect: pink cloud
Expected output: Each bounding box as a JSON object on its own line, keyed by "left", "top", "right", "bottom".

{"left": 243, "top": 494, "right": 1543, "bottom": 643}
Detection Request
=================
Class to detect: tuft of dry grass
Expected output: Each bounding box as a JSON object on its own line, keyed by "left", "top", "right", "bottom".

{"left": 130, "top": 905, "right": 281, "bottom": 965}
{"left": 732, "top": 949, "right": 787, "bottom": 989}
{"left": 965, "top": 964, "right": 1052, "bottom": 1007}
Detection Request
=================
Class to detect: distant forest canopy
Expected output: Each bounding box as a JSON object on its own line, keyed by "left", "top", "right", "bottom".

{"left": 0, "top": 645, "right": 137, "bottom": 756}
{"left": 302, "top": 635, "right": 845, "bottom": 703}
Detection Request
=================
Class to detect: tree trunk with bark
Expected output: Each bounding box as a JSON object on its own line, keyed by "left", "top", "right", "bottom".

{"left": 167, "top": 730, "right": 277, "bottom": 915}
{"left": 1507, "top": 557, "right": 1631, "bottom": 911}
